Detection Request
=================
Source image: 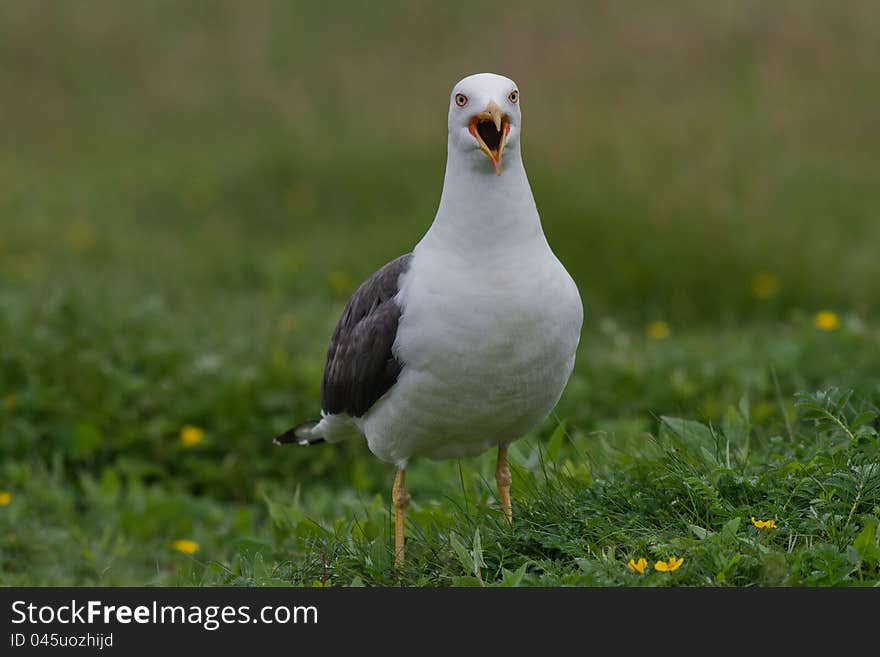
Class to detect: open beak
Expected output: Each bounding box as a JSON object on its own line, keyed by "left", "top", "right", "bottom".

{"left": 468, "top": 100, "right": 510, "bottom": 175}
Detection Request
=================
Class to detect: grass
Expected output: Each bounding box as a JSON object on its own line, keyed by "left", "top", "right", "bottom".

{"left": 2, "top": 297, "right": 878, "bottom": 586}
{"left": 1, "top": 1, "right": 880, "bottom": 586}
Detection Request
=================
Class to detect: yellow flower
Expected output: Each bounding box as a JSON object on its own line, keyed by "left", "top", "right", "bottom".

{"left": 813, "top": 311, "right": 840, "bottom": 331}
{"left": 654, "top": 556, "right": 684, "bottom": 572}
{"left": 179, "top": 425, "right": 205, "bottom": 448}
{"left": 2, "top": 394, "right": 17, "bottom": 411}
{"left": 327, "top": 271, "right": 353, "bottom": 296}
{"left": 627, "top": 557, "right": 648, "bottom": 574}
{"left": 751, "top": 516, "right": 777, "bottom": 530}
{"left": 646, "top": 320, "right": 671, "bottom": 340}
{"left": 752, "top": 272, "right": 780, "bottom": 299}
{"left": 172, "top": 539, "right": 199, "bottom": 554}
{"left": 0, "top": 491, "right": 12, "bottom": 506}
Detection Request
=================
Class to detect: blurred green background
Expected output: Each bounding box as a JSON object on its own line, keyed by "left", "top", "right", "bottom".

{"left": 4, "top": 1, "right": 880, "bottom": 318}
{"left": 1, "top": 1, "right": 879, "bottom": 584}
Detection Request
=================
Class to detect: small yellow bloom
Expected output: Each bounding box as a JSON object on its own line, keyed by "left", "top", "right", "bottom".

{"left": 752, "top": 272, "right": 780, "bottom": 299}
{"left": 751, "top": 516, "right": 777, "bottom": 530}
{"left": 2, "top": 394, "right": 17, "bottom": 411}
{"left": 179, "top": 425, "right": 205, "bottom": 448}
{"left": 813, "top": 311, "right": 840, "bottom": 331}
{"left": 0, "top": 491, "right": 12, "bottom": 506}
{"left": 654, "top": 556, "right": 684, "bottom": 572}
{"left": 646, "top": 320, "right": 671, "bottom": 340}
{"left": 627, "top": 557, "right": 648, "bottom": 574}
{"left": 327, "top": 271, "right": 353, "bottom": 296}
{"left": 172, "top": 539, "right": 199, "bottom": 554}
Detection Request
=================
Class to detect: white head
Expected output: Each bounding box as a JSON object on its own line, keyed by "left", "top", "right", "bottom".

{"left": 447, "top": 73, "right": 522, "bottom": 176}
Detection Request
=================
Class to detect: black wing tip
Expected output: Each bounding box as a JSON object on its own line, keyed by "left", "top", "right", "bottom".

{"left": 273, "top": 420, "right": 325, "bottom": 447}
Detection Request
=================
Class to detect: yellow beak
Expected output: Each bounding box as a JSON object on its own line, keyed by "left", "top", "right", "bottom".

{"left": 468, "top": 100, "right": 509, "bottom": 175}
{"left": 485, "top": 100, "right": 503, "bottom": 132}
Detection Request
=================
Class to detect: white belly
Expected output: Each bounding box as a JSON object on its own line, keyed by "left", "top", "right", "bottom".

{"left": 360, "top": 245, "right": 583, "bottom": 466}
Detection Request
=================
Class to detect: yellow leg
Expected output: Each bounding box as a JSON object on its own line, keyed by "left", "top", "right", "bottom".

{"left": 392, "top": 468, "right": 411, "bottom": 568}
{"left": 496, "top": 444, "right": 513, "bottom": 524}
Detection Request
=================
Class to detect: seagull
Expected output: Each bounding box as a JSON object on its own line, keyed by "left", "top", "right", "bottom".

{"left": 275, "top": 73, "right": 583, "bottom": 567}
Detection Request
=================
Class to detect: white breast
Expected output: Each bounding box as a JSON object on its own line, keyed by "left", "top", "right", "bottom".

{"left": 360, "top": 239, "right": 583, "bottom": 466}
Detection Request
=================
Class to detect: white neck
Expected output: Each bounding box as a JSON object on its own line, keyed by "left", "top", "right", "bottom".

{"left": 417, "top": 141, "right": 548, "bottom": 260}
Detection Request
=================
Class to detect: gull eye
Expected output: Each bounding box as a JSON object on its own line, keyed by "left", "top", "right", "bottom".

{"left": 454, "top": 93, "right": 468, "bottom": 108}
{"left": 508, "top": 89, "right": 519, "bottom": 104}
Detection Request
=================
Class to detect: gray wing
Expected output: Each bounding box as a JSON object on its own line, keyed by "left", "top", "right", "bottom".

{"left": 321, "top": 253, "right": 412, "bottom": 417}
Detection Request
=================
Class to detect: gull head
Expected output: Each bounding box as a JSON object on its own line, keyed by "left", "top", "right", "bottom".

{"left": 447, "top": 73, "right": 522, "bottom": 176}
